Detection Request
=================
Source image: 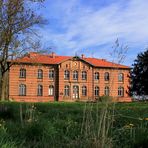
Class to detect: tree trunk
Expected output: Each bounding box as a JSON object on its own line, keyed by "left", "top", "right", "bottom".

{"left": 0, "top": 70, "right": 9, "bottom": 101}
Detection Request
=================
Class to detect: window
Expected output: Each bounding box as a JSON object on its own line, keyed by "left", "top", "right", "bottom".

{"left": 38, "top": 69, "right": 43, "bottom": 79}
{"left": 49, "top": 70, "right": 54, "bottom": 79}
{"left": 64, "top": 85, "right": 70, "bottom": 96}
{"left": 20, "top": 68, "right": 26, "bottom": 78}
{"left": 118, "top": 73, "right": 124, "bottom": 82}
{"left": 82, "top": 71, "right": 87, "bottom": 80}
{"left": 104, "top": 86, "right": 109, "bottom": 96}
{"left": 94, "top": 72, "right": 99, "bottom": 80}
{"left": 104, "top": 72, "right": 109, "bottom": 81}
{"left": 94, "top": 86, "right": 99, "bottom": 96}
{"left": 64, "top": 70, "right": 70, "bottom": 80}
{"left": 37, "top": 84, "right": 43, "bottom": 96}
{"left": 49, "top": 85, "right": 54, "bottom": 96}
{"left": 118, "top": 87, "right": 124, "bottom": 97}
{"left": 73, "top": 70, "right": 78, "bottom": 80}
{"left": 82, "top": 86, "right": 87, "bottom": 96}
{"left": 19, "top": 84, "right": 26, "bottom": 96}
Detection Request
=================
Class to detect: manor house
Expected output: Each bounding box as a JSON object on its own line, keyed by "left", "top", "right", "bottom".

{"left": 9, "top": 52, "right": 131, "bottom": 102}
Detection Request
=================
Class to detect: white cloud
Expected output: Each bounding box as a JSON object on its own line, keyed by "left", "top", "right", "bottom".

{"left": 38, "top": 0, "right": 148, "bottom": 65}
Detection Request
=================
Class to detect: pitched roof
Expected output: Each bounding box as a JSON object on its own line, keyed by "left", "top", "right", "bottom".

{"left": 83, "top": 58, "right": 130, "bottom": 69}
{"left": 13, "top": 52, "right": 130, "bottom": 69}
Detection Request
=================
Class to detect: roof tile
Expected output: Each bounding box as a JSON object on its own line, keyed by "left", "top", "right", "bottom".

{"left": 13, "top": 52, "right": 130, "bottom": 69}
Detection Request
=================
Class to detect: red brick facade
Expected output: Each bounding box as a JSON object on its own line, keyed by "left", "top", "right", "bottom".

{"left": 9, "top": 52, "right": 131, "bottom": 102}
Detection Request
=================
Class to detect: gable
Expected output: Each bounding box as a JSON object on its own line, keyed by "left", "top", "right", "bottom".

{"left": 60, "top": 57, "right": 92, "bottom": 70}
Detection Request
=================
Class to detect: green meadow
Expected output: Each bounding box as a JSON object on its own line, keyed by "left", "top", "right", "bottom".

{"left": 0, "top": 102, "right": 148, "bottom": 148}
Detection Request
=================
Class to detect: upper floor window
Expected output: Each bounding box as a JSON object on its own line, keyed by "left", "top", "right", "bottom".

{"left": 64, "top": 85, "right": 70, "bottom": 96}
{"left": 118, "top": 73, "right": 124, "bottom": 82}
{"left": 94, "top": 86, "right": 99, "bottom": 96}
{"left": 73, "top": 70, "right": 78, "bottom": 80}
{"left": 82, "top": 86, "right": 87, "bottom": 96}
{"left": 49, "top": 70, "right": 54, "bottom": 79}
{"left": 104, "top": 86, "right": 109, "bottom": 96}
{"left": 64, "top": 70, "right": 70, "bottom": 80}
{"left": 37, "top": 84, "right": 43, "bottom": 96}
{"left": 19, "top": 84, "right": 26, "bottom": 96}
{"left": 20, "top": 68, "right": 26, "bottom": 78}
{"left": 118, "top": 87, "right": 124, "bottom": 97}
{"left": 104, "top": 72, "right": 109, "bottom": 81}
{"left": 49, "top": 85, "right": 54, "bottom": 96}
{"left": 38, "top": 69, "right": 43, "bottom": 79}
{"left": 94, "top": 72, "right": 99, "bottom": 80}
{"left": 82, "top": 71, "right": 87, "bottom": 80}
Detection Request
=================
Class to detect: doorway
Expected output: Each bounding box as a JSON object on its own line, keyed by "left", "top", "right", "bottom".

{"left": 73, "top": 85, "right": 79, "bottom": 99}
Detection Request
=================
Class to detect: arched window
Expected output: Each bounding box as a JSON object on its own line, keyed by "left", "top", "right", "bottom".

{"left": 49, "top": 85, "right": 54, "bottom": 96}
{"left": 19, "top": 84, "right": 26, "bottom": 96}
{"left": 82, "top": 86, "right": 87, "bottom": 96}
{"left": 38, "top": 69, "right": 43, "bottom": 79}
{"left": 94, "top": 72, "right": 99, "bottom": 80}
{"left": 104, "top": 86, "right": 109, "bottom": 96}
{"left": 20, "top": 68, "right": 26, "bottom": 78}
{"left": 118, "top": 87, "right": 124, "bottom": 97}
{"left": 104, "top": 72, "right": 109, "bottom": 81}
{"left": 118, "top": 73, "right": 124, "bottom": 82}
{"left": 49, "top": 70, "right": 54, "bottom": 79}
{"left": 64, "top": 70, "right": 70, "bottom": 80}
{"left": 94, "top": 86, "right": 99, "bottom": 96}
{"left": 73, "top": 71, "right": 78, "bottom": 80}
{"left": 37, "top": 84, "right": 43, "bottom": 96}
{"left": 64, "top": 85, "right": 70, "bottom": 96}
{"left": 82, "top": 71, "right": 87, "bottom": 80}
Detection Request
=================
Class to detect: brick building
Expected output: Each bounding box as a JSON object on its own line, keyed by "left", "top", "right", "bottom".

{"left": 9, "top": 52, "right": 131, "bottom": 102}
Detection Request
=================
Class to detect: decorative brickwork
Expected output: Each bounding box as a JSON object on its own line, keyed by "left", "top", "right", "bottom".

{"left": 9, "top": 52, "right": 131, "bottom": 102}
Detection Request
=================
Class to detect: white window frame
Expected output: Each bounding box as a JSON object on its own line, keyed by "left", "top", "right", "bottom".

{"left": 82, "top": 71, "right": 87, "bottom": 80}
{"left": 19, "top": 84, "right": 26, "bottom": 96}
{"left": 49, "top": 85, "right": 54, "bottom": 96}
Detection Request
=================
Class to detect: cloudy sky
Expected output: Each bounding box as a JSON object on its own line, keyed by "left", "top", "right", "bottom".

{"left": 37, "top": 0, "right": 148, "bottom": 66}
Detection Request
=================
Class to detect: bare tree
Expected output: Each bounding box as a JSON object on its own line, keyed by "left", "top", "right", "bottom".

{"left": 0, "top": 0, "right": 46, "bottom": 100}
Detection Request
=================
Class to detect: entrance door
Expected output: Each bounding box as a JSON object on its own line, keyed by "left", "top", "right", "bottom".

{"left": 73, "top": 85, "right": 79, "bottom": 99}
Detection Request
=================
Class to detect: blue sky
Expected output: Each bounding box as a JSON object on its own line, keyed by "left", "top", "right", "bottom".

{"left": 36, "top": 0, "right": 148, "bottom": 66}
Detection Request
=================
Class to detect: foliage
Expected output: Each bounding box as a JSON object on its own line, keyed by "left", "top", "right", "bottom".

{"left": 130, "top": 49, "right": 148, "bottom": 97}
{"left": 0, "top": 102, "right": 148, "bottom": 147}
{"left": 0, "top": 0, "right": 46, "bottom": 100}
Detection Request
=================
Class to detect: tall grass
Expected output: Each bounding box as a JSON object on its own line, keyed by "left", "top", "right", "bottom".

{"left": 81, "top": 96, "right": 115, "bottom": 148}
{"left": 0, "top": 102, "right": 148, "bottom": 147}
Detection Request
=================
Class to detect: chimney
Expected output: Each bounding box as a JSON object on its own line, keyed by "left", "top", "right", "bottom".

{"left": 81, "top": 54, "right": 85, "bottom": 59}
{"left": 29, "top": 52, "right": 38, "bottom": 58}
{"left": 51, "top": 52, "right": 56, "bottom": 58}
{"left": 102, "top": 59, "right": 106, "bottom": 61}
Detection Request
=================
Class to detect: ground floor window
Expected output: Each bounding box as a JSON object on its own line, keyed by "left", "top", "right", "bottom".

{"left": 37, "top": 84, "right": 43, "bottom": 96}
{"left": 49, "top": 85, "right": 54, "bottom": 96}
{"left": 19, "top": 84, "right": 26, "bottom": 96}
{"left": 104, "top": 86, "right": 109, "bottom": 96}
{"left": 118, "top": 87, "right": 124, "bottom": 97}
{"left": 82, "top": 86, "right": 87, "bottom": 96}
{"left": 95, "top": 86, "right": 99, "bottom": 96}
{"left": 64, "top": 85, "right": 70, "bottom": 96}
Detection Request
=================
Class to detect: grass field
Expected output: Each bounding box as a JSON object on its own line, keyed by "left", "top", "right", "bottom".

{"left": 0, "top": 102, "right": 148, "bottom": 148}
